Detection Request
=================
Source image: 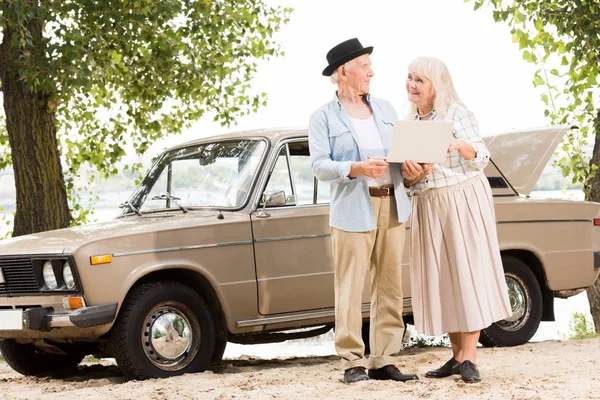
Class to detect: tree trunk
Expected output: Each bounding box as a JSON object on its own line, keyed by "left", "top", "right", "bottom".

{"left": 0, "top": 2, "right": 71, "bottom": 237}
{"left": 587, "top": 109, "right": 600, "bottom": 333}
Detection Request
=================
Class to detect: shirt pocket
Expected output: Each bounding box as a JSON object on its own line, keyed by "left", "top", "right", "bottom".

{"left": 381, "top": 119, "right": 394, "bottom": 127}
{"left": 328, "top": 122, "right": 356, "bottom": 158}
{"left": 378, "top": 119, "right": 395, "bottom": 150}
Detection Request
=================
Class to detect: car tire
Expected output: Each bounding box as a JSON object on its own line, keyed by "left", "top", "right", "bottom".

{"left": 479, "top": 255, "right": 543, "bottom": 347}
{"left": 0, "top": 339, "right": 85, "bottom": 376}
{"left": 111, "top": 281, "right": 216, "bottom": 380}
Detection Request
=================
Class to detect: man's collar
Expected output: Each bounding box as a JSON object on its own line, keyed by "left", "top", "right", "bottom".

{"left": 333, "top": 92, "right": 371, "bottom": 109}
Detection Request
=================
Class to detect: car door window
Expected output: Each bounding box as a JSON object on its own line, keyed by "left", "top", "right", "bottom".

{"left": 264, "top": 147, "right": 295, "bottom": 206}
{"left": 262, "top": 140, "right": 330, "bottom": 207}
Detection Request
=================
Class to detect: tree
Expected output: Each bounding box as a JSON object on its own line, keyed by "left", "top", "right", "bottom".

{"left": 0, "top": 0, "right": 291, "bottom": 236}
{"left": 467, "top": 0, "right": 600, "bottom": 332}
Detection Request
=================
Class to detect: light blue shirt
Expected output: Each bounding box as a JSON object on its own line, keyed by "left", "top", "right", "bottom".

{"left": 309, "top": 93, "right": 411, "bottom": 232}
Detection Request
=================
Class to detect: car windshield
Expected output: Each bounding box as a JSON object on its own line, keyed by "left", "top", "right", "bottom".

{"left": 121, "top": 139, "right": 267, "bottom": 214}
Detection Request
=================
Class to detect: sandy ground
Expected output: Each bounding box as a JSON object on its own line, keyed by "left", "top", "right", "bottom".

{"left": 0, "top": 338, "right": 598, "bottom": 400}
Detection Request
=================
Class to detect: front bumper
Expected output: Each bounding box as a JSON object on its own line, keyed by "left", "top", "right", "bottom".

{"left": 0, "top": 303, "right": 117, "bottom": 332}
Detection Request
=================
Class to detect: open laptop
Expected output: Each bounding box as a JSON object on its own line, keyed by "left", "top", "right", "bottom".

{"left": 386, "top": 119, "right": 454, "bottom": 163}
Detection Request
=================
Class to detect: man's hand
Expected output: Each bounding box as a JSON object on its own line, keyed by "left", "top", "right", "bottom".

{"left": 349, "top": 158, "right": 388, "bottom": 179}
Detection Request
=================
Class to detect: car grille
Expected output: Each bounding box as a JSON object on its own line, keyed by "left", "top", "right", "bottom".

{"left": 0, "top": 257, "right": 40, "bottom": 296}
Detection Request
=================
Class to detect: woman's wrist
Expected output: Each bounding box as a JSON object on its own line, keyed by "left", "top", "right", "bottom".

{"left": 404, "top": 173, "right": 423, "bottom": 187}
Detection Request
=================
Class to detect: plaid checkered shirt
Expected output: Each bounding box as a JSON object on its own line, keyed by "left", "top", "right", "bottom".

{"left": 409, "top": 103, "right": 490, "bottom": 193}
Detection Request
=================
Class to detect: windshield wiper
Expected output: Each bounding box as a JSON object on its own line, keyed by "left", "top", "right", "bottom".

{"left": 152, "top": 193, "right": 189, "bottom": 213}
{"left": 119, "top": 201, "right": 143, "bottom": 216}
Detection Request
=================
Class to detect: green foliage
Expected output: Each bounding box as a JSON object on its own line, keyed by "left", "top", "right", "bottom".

{"left": 560, "top": 312, "right": 598, "bottom": 339}
{"left": 0, "top": 114, "right": 8, "bottom": 171}
{"left": 403, "top": 330, "right": 450, "bottom": 348}
{"left": 83, "top": 355, "right": 102, "bottom": 363}
{"left": 0, "top": 206, "right": 12, "bottom": 240}
{"left": 0, "top": 0, "right": 291, "bottom": 225}
{"left": 468, "top": 0, "right": 600, "bottom": 197}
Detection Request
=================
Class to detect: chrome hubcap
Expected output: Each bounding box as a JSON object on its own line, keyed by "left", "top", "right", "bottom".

{"left": 142, "top": 304, "right": 197, "bottom": 370}
{"left": 497, "top": 273, "right": 531, "bottom": 332}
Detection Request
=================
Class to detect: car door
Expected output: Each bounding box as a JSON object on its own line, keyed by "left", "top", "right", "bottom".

{"left": 251, "top": 138, "right": 343, "bottom": 315}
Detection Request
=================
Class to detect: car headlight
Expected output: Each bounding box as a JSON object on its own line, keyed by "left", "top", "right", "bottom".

{"left": 63, "top": 261, "right": 75, "bottom": 290}
{"left": 42, "top": 261, "right": 58, "bottom": 289}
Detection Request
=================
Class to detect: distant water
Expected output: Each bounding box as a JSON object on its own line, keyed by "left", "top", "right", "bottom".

{"left": 529, "top": 189, "right": 585, "bottom": 201}
{"left": 0, "top": 189, "right": 596, "bottom": 359}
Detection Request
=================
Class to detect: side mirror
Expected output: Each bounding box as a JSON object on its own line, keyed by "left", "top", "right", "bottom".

{"left": 256, "top": 190, "right": 286, "bottom": 218}
{"left": 265, "top": 190, "right": 286, "bottom": 207}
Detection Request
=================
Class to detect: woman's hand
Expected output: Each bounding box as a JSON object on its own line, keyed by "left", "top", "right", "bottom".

{"left": 420, "top": 162, "right": 434, "bottom": 175}
{"left": 403, "top": 160, "right": 433, "bottom": 179}
{"left": 448, "top": 139, "right": 476, "bottom": 160}
{"left": 403, "top": 160, "right": 433, "bottom": 187}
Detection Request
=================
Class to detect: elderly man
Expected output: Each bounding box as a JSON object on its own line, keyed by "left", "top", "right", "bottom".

{"left": 309, "top": 38, "right": 420, "bottom": 383}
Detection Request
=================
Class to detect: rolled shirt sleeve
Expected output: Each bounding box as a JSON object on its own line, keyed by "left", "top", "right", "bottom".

{"left": 453, "top": 108, "right": 490, "bottom": 170}
{"left": 308, "top": 110, "right": 354, "bottom": 183}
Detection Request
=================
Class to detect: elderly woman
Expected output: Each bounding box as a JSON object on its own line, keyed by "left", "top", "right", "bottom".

{"left": 401, "top": 57, "right": 512, "bottom": 383}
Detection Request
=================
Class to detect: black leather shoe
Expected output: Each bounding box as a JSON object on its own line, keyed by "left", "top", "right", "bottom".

{"left": 460, "top": 360, "right": 481, "bottom": 383}
{"left": 425, "top": 357, "right": 461, "bottom": 378}
{"left": 343, "top": 367, "right": 369, "bottom": 383}
{"left": 368, "top": 365, "right": 419, "bottom": 382}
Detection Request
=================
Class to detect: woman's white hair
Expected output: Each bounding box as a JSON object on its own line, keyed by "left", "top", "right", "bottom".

{"left": 330, "top": 59, "right": 355, "bottom": 85}
{"left": 407, "top": 57, "right": 466, "bottom": 120}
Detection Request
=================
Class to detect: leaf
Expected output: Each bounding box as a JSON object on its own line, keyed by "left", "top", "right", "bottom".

{"left": 535, "top": 18, "right": 544, "bottom": 32}
{"left": 514, "top": 11, "right": 526, "bottom": 23}
{"left": 558, "top": 42, "right": 567, "bottom": 54}
{"left": 522, "top": 50, "right": 535, "bottom": 62}
{"left": 519, "top": 36, "right": 530, "bottom": 50}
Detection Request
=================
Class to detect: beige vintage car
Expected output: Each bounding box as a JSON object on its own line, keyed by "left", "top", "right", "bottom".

{"left": 0, "top": 126, "right": 598, "bottom": 380}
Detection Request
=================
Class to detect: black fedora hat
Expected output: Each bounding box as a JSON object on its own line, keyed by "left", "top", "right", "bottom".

{"left": 322, "top": 38, "right": 373, "bottom": 76}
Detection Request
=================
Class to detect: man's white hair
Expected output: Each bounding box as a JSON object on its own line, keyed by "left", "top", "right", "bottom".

{"left": 330, "top": 59, "right": 356, "bottom": 85}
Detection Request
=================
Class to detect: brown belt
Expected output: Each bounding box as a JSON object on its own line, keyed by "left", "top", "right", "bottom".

{"left": 369, "top": 187, "right": 394, "bottom": 197}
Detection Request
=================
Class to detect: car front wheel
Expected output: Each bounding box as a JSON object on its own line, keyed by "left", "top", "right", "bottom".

{"left": 111, "top": 281, "right": 216, "bottom": 380}
{"left": 479, "top": 255, "right": 543, "bottom": 347}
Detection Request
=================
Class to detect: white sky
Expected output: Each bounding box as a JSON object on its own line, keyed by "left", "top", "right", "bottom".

{"left": 145, "top": 0, "right": 549, "bottom": 158}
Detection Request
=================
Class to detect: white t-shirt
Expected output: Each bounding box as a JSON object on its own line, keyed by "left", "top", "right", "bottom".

{"left": 349, "top": 115, "right": 392, "bottom": 187}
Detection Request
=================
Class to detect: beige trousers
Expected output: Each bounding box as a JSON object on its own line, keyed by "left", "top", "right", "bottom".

{"left": 331, "top": 195, "right": 406, "bottom": 370}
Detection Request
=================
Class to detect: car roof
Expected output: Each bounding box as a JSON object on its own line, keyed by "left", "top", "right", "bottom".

{"left": 164, "top": 127, "right": 309, "bottom": 152}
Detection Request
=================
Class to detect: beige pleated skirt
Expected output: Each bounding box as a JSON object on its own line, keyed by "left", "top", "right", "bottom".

{"left": 410, "top": 173, "right": 512, "bottom": 336}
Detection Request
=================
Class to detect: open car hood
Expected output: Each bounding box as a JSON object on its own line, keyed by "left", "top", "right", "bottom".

{"left": 484, "top": 125, "right": 572, "bottom": 196}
